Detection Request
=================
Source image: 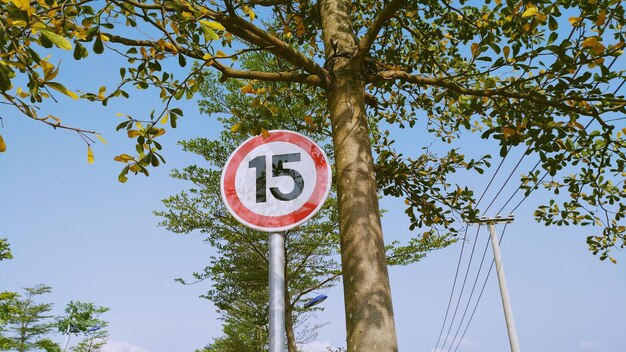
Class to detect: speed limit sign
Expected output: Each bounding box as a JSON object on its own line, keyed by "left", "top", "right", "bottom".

{"left": 220, "top": 130, "right": 332, "bottom": 232}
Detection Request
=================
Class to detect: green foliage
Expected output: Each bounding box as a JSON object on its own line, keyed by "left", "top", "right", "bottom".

{"left": 0, "top": 284, "right": 108, "bottom": 352}
{"left": 1, "top": 0, "right": 622, "bottom": 260}
{"left": 56, "top": 301, "right": 109, "bottom": 352}
{"left": 0, "top": 239, "right": 12, "bottom": 261}
{"left": 0, "top": 284, "right": 59, "bottom": 352}
{"left": 156, "top": 58, "right": 341, "bottom": 348}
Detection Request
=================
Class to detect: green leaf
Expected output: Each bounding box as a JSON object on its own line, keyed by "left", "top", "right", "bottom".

{"left": 40, "top": 30, "right": 72, "bottom": 50}
{"left": 93, "top": 37, "right": 104, "bottom": 54}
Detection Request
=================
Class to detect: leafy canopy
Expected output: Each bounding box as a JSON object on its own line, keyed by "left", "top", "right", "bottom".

{"left": 0, "top": 0, "right": 624, "bottom": 260}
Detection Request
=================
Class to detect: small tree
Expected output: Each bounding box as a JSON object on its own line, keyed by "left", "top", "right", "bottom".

{"left": 56, "top": 302, "right": 109, "bottom": 352}
{"left": 159, "top": 51, "right": 453, "bottom": 350}
{"left": 0, "top": 285, "right": 59, "bottom": 352}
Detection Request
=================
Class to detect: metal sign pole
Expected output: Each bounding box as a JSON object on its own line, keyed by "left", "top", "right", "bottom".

{"left": 269, "top": 232, "right": 286, "bottom": 352}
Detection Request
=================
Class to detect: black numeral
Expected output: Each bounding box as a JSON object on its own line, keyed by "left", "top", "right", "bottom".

{"left": 248, "top": 153, "right": 304, "bottom": 203}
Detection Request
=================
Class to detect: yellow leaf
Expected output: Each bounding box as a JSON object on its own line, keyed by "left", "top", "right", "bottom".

{"left": 114, "top": 154, "right": 133, "bottom": 163}
{"left": 583, "top": 36, "right": 606, "bottom": 55}
{"left": 261, "top": 128, "right": 270, "bottom": 139}
{"left": 97, "top": 86, "right": 106, "bottom": 100}
{"left": 11, "top": 0, "right": 31, "bottom": 13}
{"left": 294, "top": 16, "right": 305, "bottom": 36}
{"left": 596, "top": 11, "right": 606, "bottom": 26}
{"left": 127, "top": 130, "right": 142, "bottom": 138}
{"left": 16, "top": 87, "right": 29, "bottom": 98}
{"left": 202, "top": 53, "right": 213, "bottom": 60}
{"left": 521, "top": 5, "right": 538, "bottom": 18}
{"left": 40, "top": 30, "right": 72, "bottom": 50}
{"left": 591, "top": 42, "right": 605, "bottom": 55}
{"left": 199, "top": 20, "right": 225, "bottom": 31}
{"left": 241, "top": 84, "right": 256, "bottom": 94}
{"left": 243, "top": 5, "right": 255, "bottom": 21}
{"left": 99, "top": 33, "right": 110, "bottom": 42}
{"left": 569, "top": 17, "right": 582, "bottom": 26}
{"left": 45, "top": 82, "right": 78, "bottom": 99}
{"left": 153, "top": 128, "right": 166, "bottom": 137}
{"left": 205, "top": 28, "right": 220, "bottom": 41}
{"left": 231, "top": 123, "right": 241, "bottom": 133}
{"left": 471, "top": 43, "right": 479, "bottom": 57}
{"left": 160, "top": 113, "right": 169, "bottom": 125}
{"left": 582, "top": 36, "right": 599, "bottom": 48}
{"left": 216, "top": 50, "right": 227, "bottom": 57}
{"left": 304, "top": 115, "right": 313, "bottom": 126}
{"left": 164, "top": 42, "right": 178, "bottom": 54}
{"left": 40, "top": 60, "right": 56, "bottom": 81}
{"left": 87, "top": 146, "right": 94, "bottom": 164}
{"left": 536, "top": 13, "right": 547, "bottom": 22}
{"left": 502, "top": 127, "right": 516, "bottom": 138}
{"left": 503, "top": 45, "right": 510, "bottom": 59}
{"left": 96, "top": 134, "right": 107, "bottom": 145}
{"left": 0, "top": 134, "right": 6, "bottom": 152}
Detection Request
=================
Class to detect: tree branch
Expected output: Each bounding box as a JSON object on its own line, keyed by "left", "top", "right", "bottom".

{"left": 246, "top": 0, "right": 291, "bottom": 6}
{"left": 1, "top": 91, "right": 99, "bottom": 136}
{"left": 371, "top": 70, "right": 612, "bottom": 128}
{"left": 215, "top": 13, "right": 328, "bottom": 78}
{"left": 290, "top": 273, "right": 341, "bottom": 307}
{"left": 355, "top": 0, "right": 406, "bottom": 62}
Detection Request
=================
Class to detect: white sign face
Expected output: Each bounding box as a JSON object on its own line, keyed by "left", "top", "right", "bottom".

{"left": 220, "top": 130, "right": 332, "bottom": 232}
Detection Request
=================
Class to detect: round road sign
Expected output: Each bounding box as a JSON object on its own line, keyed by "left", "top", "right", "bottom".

{"left": 220, "top": 130, "right": 332, "bottom": 232}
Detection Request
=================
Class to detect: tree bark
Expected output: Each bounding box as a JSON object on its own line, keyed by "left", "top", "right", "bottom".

{"left": 319, "top": 1, "right": 399, "bottom": 351}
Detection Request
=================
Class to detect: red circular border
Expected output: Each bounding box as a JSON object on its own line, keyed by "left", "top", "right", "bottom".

{"left": 220, "top": 130, "right": 331, "bottom": 232}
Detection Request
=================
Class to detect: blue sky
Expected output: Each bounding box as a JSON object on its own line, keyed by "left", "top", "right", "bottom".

{"left": 1, "top": 26, "right": 626, "bottom": 352}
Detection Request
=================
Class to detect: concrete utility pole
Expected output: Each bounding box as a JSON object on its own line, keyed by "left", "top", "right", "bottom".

{"left": 475, "top": 215, "right": 520, "bottom": 352}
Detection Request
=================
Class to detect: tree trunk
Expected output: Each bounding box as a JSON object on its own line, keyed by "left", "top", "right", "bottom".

{"left": 319, "top": 1, "right": 399, "bottom": 351}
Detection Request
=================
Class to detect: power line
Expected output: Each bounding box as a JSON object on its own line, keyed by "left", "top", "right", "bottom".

{"left": 452, "top": 223, "right": 509, "bottom": 352}
{"left": 445, "top": 224, "right": 492, "bottom": 351}
{"left": 440, "top": 225, "right": 481, "bottom": 351}
{"left": 483, "top": 147, "right": 530, "bottom": 215}
{"left": 433, "top": 225, "right": 469, "bottom": 352}
{"left": 433, "top": 148, "right": 511, "bottom": 352}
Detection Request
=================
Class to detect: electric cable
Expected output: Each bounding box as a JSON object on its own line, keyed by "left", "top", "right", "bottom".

{"left": 439, "top": 225, "right": 481, "bottom": 351}
{"left": 432, "top": 149, "right": 510, "bottom": 351}
{"left": 433, "top": 225, "right": 470, "bottom": 352}
{"left": 452, "top": 223, "right": 509, "bottom": 352}
{"left": 445, "top": 224, "right": 492, "bottom": 351}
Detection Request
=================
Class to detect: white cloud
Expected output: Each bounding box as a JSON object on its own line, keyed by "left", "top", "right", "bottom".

{"left": 102, "top": 340, "right": 151, "bottom": 352}
{"left": 580, "top": 341, "right": 605, "bottom": 351}
{"left": 457, "top": 337, "right": 480, "bottom": 349}
{"left": 299, "top": 340, "right": 336, "bottom": 352}
{"left": 430, "top": 337, "right": 480, "bottom": 352}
